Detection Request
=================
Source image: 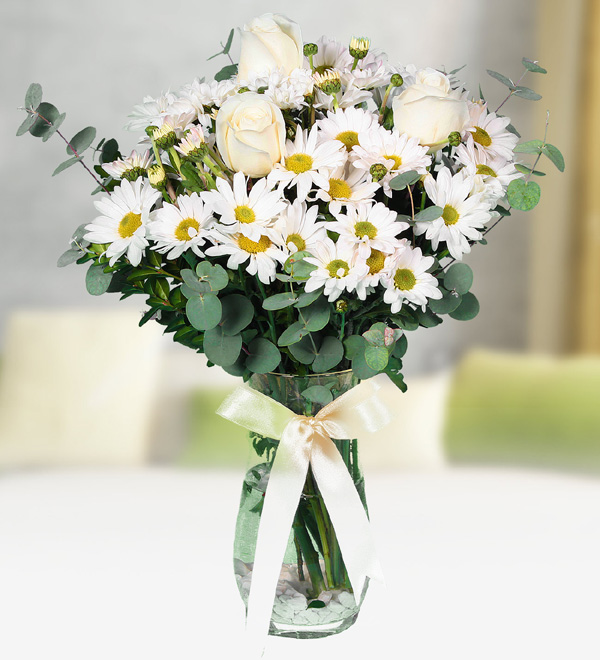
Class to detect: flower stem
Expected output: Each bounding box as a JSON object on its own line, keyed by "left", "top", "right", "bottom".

{"left": 256, "top": 277, "right": 278, "bottom": 344}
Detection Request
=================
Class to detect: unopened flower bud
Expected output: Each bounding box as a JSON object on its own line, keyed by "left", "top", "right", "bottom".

{"left": 448, "top": 131, "right": 462, "bottom": 147}
{"left": 304, "top": 43, "right": 318, "bottom": 57}
{"left": 237, "top": 86, "right": 250, "bottom": 94}
{"left": 150, "top": 123, "right": 177, "bottom": 149}
{"left": 121, "top": 167, "right": 146, "bottom": 182}
{"left": 313, "top": 70, "right": 341, "bottom": 96}
{"left": 349, "top": 36, "right": 370, "bottom": 60}
{"left": 370, "top": 163, "right": 388, "bottom": 182}
{"left": 335, "top": 299, "right": 348, "bottom": 313}
{"left": 390, "top": 73, "right": 404, "bottom": 87}
{"left": 148, "top": 164, "right": 167, "bottom": 190}
{"left": 145, "top": 125, "right": 158, "bottom": 138}
{"left": 256, "top": 86, "right": 268, "bottom": 95}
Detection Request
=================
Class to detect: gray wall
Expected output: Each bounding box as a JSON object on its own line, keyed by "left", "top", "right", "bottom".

{"left": 1, "top": 0, "right": 536, "bottom": 374}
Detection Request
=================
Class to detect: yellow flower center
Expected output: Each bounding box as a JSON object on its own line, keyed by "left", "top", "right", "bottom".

{"left": 472, "top": 126, "right": 492, "bottom": 147}
{"left": 327, "top": 259, "right": 350, "bottom": 278}
{"left": 383, "top": 154, "right": 403, "bottom": 170}
{"left": 174, "top": 217, "right": 200, "bottom": 242}
{"left": 394, "top": 268, "right": 416, "bottom": 291}
{"left": 442, "top": 204, "right": 460, "bottom": 226}
{"left": 118, "top": 212, "right": 142, "bottom": 238}
{"left": 328, "top": 178, "right": 353, "bottom": 199}
{"left": 366, "top": 249, "right": 385, "bottom": 275}
{"left": 286, "top": 233, "right": 306, "bottom": 251}
{"left": 234, "top": 205, "right": 256, "bottom": 224}
{"left": 237, "top": 234, "right": 271, "bottom": 254}
{"left": 335, "top": 130, "right": 360, "bottom": 151}
{"left": 354, "top": 221, "right": 377, "bottom": 240}
{"left": 476, "top": 164, "right": 497, "bottom": 177}
{"left": 285, "top": 153, "right": 314, "bottom": 174}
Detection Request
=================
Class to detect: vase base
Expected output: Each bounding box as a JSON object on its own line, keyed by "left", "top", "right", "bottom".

{"left": 269, "top": 612, "right": 359, "bottom": 639}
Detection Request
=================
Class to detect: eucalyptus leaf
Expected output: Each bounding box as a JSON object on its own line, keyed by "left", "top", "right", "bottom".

{"left": 392, "top": 333, "right": 408, "bottom": 359}
{"left": 352, "top": 349, "right": 379, "bottom": 380}
{"left": 302, "top": 386, "right": 333, "bottom": 406}
{"left": 52, "top": 156, "right": 82, "bottom": 176}
{"left": 344, "top": 335, "right": 365, "bottom": 360}
{"left": 263, "top": 292, "right": 298, "bottom": 310}
{"left": 204, "top": 325, "right": 242, "bottom": 366}
{"left": 514, "top": 140, "right": 544, "bottom": 154}
{"left": 101, "top": 139, "right": 119, "bottom": 163}
{"left": 302, "top": 298, "right": 330, "bottom": 332}
{"left": 522, "top": 58, "right": 547, "bottom": 74}
{"left": 16, "top": 113, "right": 36, "bottom": 137}
{"left": 312, "top": 336, "right": 344, "bottom": 373}
{"left": 215, "top": 63, "right": 238, "bottom": 81}
{"left": 24, "top": 83, "right": 43, "bottom": 109}
{"left": 284, "top": 251, "right": 316, "bottom": 281}
{"left": 220, "top": 294, "right": 254, "bottom": 335}
{"left": 278, "top": 321, "right": 308, "bottom": 347}
{"left": 429, "top": 289, "right": 462, "bottom": 315}
{"left": 514, "top": 164, "right": 545, "bottom": 177}
{"left": 362, "top": 322, "right": 387, "bottom": 347}
{"left": 42, "top": 112, "right": 66, "bottom": 142}
{"left": 295, "top": 288, "right": 322, "bottom": 308}
{"left": 28, "top": 102, "right": 60, "bottom": 138}
{"left": 246, "top": 338, "right": 281, "bottom": 374}
{"left": 507, "top": 179, "right": 541, "bottom": 211}
{"left": 57, "top": 248, "right": 84, "bottom": 268}
{"left": 449, "top": 292, "right": 480, "bottom": 321}
{"left": 542, "top": 143, "right": 565, "bottom": 172}
{"left": 364, "top": 345, "right": 389, "bottom": 371}
{"left": 85, "top": 263, "right": 112, "bottom": 296}
{"left": 386, "top": 369, "right": 407, "bottom": 392}
{"left": 68, "top": 126, "right": 97, "bottom": 155}
{"left": 505, "top": 123, "right": 521, "bottom": 138}
{"left": 415, "top": 307, "right": 442, "bottom": 328}
{"left": 389, "top": 170, "right": 420, "bottom": 191}
{"left": 186, "top": 293, "right": 222, "bottom": 331}
{"left": 486, "top": 69, "right": 514, "bottom": 88}
{"left": 288, "top": 334, "right": 318, "bottom": 364}
{"left": 443, "top": 263, "right": 473, "bottom": 295}
{"left": 513, "top": 86, "right": 542, "bottom": 101}
{"left": 414, "top": 205, "right": 442, "bottom": 222}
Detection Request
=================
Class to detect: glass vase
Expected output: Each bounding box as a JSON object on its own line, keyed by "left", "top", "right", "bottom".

{"left": 233, "top": 370, "right": 369, "bottom": 639}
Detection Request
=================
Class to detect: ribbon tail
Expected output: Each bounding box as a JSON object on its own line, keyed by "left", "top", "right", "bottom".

{"left": 245, "top": 421, "right": 311, "bottom": 655}
{"left": 310, "top": 436, "right": 383, "bottom": 602}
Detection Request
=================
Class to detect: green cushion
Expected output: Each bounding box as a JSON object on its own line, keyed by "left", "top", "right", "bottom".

{"left": 444, "top": 351, "right": 600, "bottom": 474}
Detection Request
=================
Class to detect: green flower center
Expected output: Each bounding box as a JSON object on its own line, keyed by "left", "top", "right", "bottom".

{"left": 383, "top": 154, "right": 403, "bottom": 170}
{"left": 366, "top": 249, "right": 385, "bottom": 275}
{"left": 234, "top": 205, "right": 256, "bottom": 224}
{"left": 472, "top": 126, "right": 492, "bottom": 147}
{"left": 287, "top": 233, "right": 306, "bottom": 251}
{"left": 328, "top": 178, "right": 353, "bottom": 199}
{"left": 174, "top": 217, "right": 200, "bottom": 242}
{"left": 354, "top": 221, "right": 377, "bottom": 240}
{"left": 237, "top": 234, "right": 271, "bottom": 254}
{"left": 476, "top": 164, "right": 497, "bottom": 177}
{"left": 335, "top": 130, "right": 360, "bottom": 151}
{"left": 442, "top": 204, "right": 459, "bottom": 226}
{"left": 314, "top": 64, "right": 333, "bottom": 75}
{"left": 394, "top": 268, "right": 416, "bottom": 291}
{"left": 285, "top": 153, "right": 314, "bottom": 174}
{"left": 327, "top": 259, "right": 350, "bottom": 278}
{"left": 118, "top": 211, "right": 142, "bottom": 238}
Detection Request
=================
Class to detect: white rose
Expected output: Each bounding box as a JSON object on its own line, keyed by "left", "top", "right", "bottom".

{"left": 392, "top": 68, "right": 469, "bottom": 150}
{"left": 238, "top": 13, "right": 304, "bottom": 80}
{"left": 216, "top": 92, "right": 286, "bottom": 178}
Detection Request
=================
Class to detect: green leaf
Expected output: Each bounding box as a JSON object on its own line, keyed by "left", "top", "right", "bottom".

{"left": 16, "top": 113, "right": 36, "bottom": 137}
{"left": 513, "top": 86, "right": 542, "bottom": 101}
{"left": 414, "top": 205, "right": 442, "bottom": 222}
{"left": 362, "top": 322, "right": 387, "bottom": 347}
{"left": 67, "top": 126, "right": 97, "bottom": 154}
{"left": 153, "top": 277, "right": 170, "bottom": 301}
{"left": 101, "top": 139, "right": 119, "bottom": 164}
{"left": 245, "top": 338, "right": 281, "bottom": 374}
{"left": 415, "top": 307, "right": 442, "bottom": 328}
{"left": 352, "top": 349, "right": 379, "bottom": 380}
{"left": 302, "top": 386, "right": 333, "bottom": 406}
{"left": 288, "top": 334, "right": 318, "bottom": 364}
{"left": 542, "top": 143, "right": 565, "bottom": 172}
{"left": 486, "top": 69, "right": 514, "bottom": 88}
{"left": 28, "top": 102, "right": 60, "bottom": 138}
{"left": 505, "top": 123, "right": 521, "bottom": 138}
{"left": 443, "top": 263, "right": 473, "bottom": 295}
{"left": 215, "top": 64, "right": 238, "bottom": 81}
{"left": 312, "top": 336, "right": 344, "bottom": 373}
{"left": 302, "top": 298, "right": 330, "bottom": 332}
{"left": 507, "top": 179, "right": 541, "bottom": 211}
{"left": 522, "top": 58, "right": 547, "bottom": 74}
{"left": 307, "top": 600, "right": 326, "bottom": 609}
{"left": 389, "top": 170, "right": 420, "bottom": 191}
{"left": 364, "top": 345, "right": 389, "bottom": 371}
{"left": 220, "top": 294, "right": 254, "bottom": 335}
{"left": 204, "top": 325, "right": 242, "bottom": 366}
{"left": 85, "top": 263, "right": 112, "bottom": 296}
{"left": 514, "top": 139, "right": 544, "bottom": 154}
{"left": 222, "top": 28, "right": 235, "bottom": 55}
{"left": 392, "top": 333, "right": 408, "bottom": 359}
{"left": 52, "top": 156, "right": 82, "bottom": 176}
{"left": 24, "top": 83, "right": 43, "bottom": 109}
{"left": 186, "top": 293, "right": 222, "bottom": 331}
{"left": 449, "top": 292, "right": 480, "bottom": 321}
{"left": 514, "top": 164, "right": 545, "bottom": 177}
{"left": 390, "top": 308, "right": 419, "bottom": 332}
{"left": 42, "top": 112, "right": 66, "bottom": 142}
{"left": 57, "top": 248, "right": 84, "bottom": 268}
{"left": 263, "top": 292, "right": 298, "bottom": 310}
{"left": 181, "top": 269, "right": 209, "bottom": 294}
{"left": 196, "top": 261, "right": 229, "bottom": 291}
{"left": 284, "top": 251, "right": 317, "bottom": 281}
{"left": 429, "top": 289, "right": 462, "bottom": 315}
{"left": 386, "top": 369, "right": 407, "bottom": 392}
{"left": 294, "top": 289, "right": 322, "bottom": 308}
{"left": 278, "top": 321, "right": 309, "bottom": 347}
{"left": 344, "top": 335, "right": 366, "bottom": 360}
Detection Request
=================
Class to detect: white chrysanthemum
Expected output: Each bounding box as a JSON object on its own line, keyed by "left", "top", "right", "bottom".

{"left": 314, "top": 166, "right": 379, "bottom": 215}
{"left": 382, "top": 245, "right": 442, "bottom": 311}
{"left": 238, "top": 68, "right": 314, "bottom": 110}
{"left": 455, "top": 140, "right": 521, "bottom": 203}
{"left": 179, "top": 78, "right": 239, "bottom": 112}
{"left": 418, "top": 168, "right": 493, "bottom": 260}
{"left": 148, "top": 193, "right": 214, "bottom": 259}
{"left": 124, "top": 93, "right": 195, "bottom": 132}
{"left": 341, "top": 51, "right": 389, "bottom": 90}
{"left": 267, "top": 127, "right": 346, "bottom": 202}
{"left": 329, "top": 202, "right": 409, "bottom": 259}
{"left": 206, "top": 230, "right": 286, "bottom": 284}
{"left": 304, "top": 238, "right": 369, "bottom": 302}
{"left": 84, "top": 179, "right": 161, "bottom": 267}
{"left": 103, "top": 150, "right": 153, "bottom": 180}
{"left": 201, "top": 172, "right": 287, "bottom": 241}
{"left": 463, "top": 101, "right": 519, "bottom": 161}
{"left": 353, "top": 128, "right": 432, "bottom": 195}
{"left": 274, "top": 199, "right": 327, "bottom": 256}
{"left": 308, "top": 36, "right": 354, "bottom": 74}
{"left": 316, "top": 107, "right": 380, "bottom": 153}
{"left": 174, "top": 125, "right": 207, "bottom": 158}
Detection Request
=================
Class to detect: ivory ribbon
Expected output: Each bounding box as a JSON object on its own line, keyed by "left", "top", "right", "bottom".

{"left": 217, "top": 379, "right": 392, "bottom": 655}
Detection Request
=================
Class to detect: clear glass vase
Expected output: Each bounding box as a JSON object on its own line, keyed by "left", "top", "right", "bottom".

{"left": 233, "top": 370, "right": 369, "bottom": 639}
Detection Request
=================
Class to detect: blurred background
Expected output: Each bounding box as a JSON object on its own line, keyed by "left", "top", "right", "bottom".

{"left": 1, "top": 1, "right": 600, "bottom": 659}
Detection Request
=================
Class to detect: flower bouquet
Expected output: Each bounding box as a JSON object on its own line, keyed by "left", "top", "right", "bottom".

{"left": 17, "top": 11, "right": 563, "bottom": 648}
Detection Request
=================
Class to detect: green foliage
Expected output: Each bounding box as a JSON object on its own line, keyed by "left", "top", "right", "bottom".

{"left": 514, "top": 164, "right": 545, "bottom": 177}
{"left": 246, "top": 338, "right": 281, "bottom": 374}
{"left": 486, "top": 69, "right": 513, "bottom": 88}
{"left": 513, "top": 86, "right": 542, "bottom": 101}
{"left": 429, "top": 289, "right": 462, "bottom": 315}
{"left": 203, "top": 325, "right": 242, "bottom": 366}
{"left": 522, "top": 58, "right": 547, "bottom": 74}
{"left": 220, "top": 294, "right": 254, "bottom": 335}
{"left": 389, "top": 170, "right": 420, "bottom": 191}
{"left": 16, "top": 114, "right": 36, "bottom": 137}
{"left": 68, "top": 127, "right": 97, "bottom": 154}
{"left": 542, "top": 143, "right": 565, "bottom": 172}
{"left": 288, "top": 334, "right": 319, "bottom": 364}
{"left": 208, "top": 28, "right": 235, "bottom": 60}
{"left": 57, "top": 248, "right": 84, "bottom": 268}
{"left": 514, "top": 139, "right": 544, "bottom": 154}
{"left": 85, "top": 263, "right": 112, "bottom": 296}
{"left": 364, "top": 345, "right": 389, "bottom": 371}
{"left": 263, "top": 292, "right": 298, "bottom": 310}
{"left": 215, "top": 64, "right": 238, "bottom": 81}
{"left": 507, "top": 179, "right": 541, "bottom": 211}
{"left": 24, "top": 83, "right": 43, "bottom": 110}
{"left": 53, "top": 156, "right": 82, "bottom": 176}
{"left": 284, "top": 251, "right": 316, "bottom": 281}
{"left": 443, "top": 263, "right": 473, "bottom": 295}
{"left": 186, "top": 293, "right": 222, "bottom": 331}
{"left": 449, "top": 292, "right": 480, "bottom": 321}
{"left": 312, "top": 336, "right": 344, "bottom": 373}
{"left": 302, "top": 386, "right": 333, "bottom": 406}
{"left": 414, "top": 206, "right": 442, "bottom": 222}
{"left": 28, "top": 102, "right": 64, "bottom": 140}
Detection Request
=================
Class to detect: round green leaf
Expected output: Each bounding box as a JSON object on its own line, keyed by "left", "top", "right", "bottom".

{"left": 392, "top": 333, "right": 408, "bottom": 359}
{"left": 364, "top": 345, "right": 389, "bottom": 371}
{"left": 344, "top": 335, "right": 366, "bottom": 360}
{"left": 204, "top": 326, "right": 242, "bottom": 366}
{"left": 288, "top": 334, "right": 318, "bottom": 364}
{"left": 443, "top": 263, "right": 473, "bottom": 295}
{"left": 263, "top": 292, "right": 297, "bottom": 310}
{"left": 28, "top": 102, "right": 60, "bottom": 138}
{"left": 246, "top": 338, "right": 281, "bottom": 374}
{"left": 294, "top": 289, "right": 322, "bottom": 308}
{"left": 186, "top": 293, "right": 222, "bottom": 331}
{"left": 449, "top": 292, "right": 480, "bottom": 321}
{"left": 284, "top": 251, "right": 317, "bottom": 280}
{"left": 57, "top": 248, "right": 83, "bottom": 268}
{"left": 429, "top": 289, "right": 462, "bottom": 315}
{"left": 85, "top": 263, "right": 112, "bottom": 296}
{"left": 16, "top": 113, "right": 36, "bottom": 137}
{"left": 312, "top": 336, "right": 344, "bottom": 373}
{"left": 303, "top": 299, "right": 330, "bottom": 332}
{"left": 302, "top": 386, "right": 333, "bottom": 406}
{"left": 278, "top": 321, "right": 309, "bottom": 347}
{"left": 352, "top": 350, "right": 379, "bottom": 380}
{"left": 24, "top": 83, "right": 43, "bottom": 109}
{"left": 220, "top": 294, "right": 254, "bottom": 335}
{"left": 68, "top": 126, "right": 97, "bottom": 155}
{"left": 507, "top": 179, "right": 541, "bottom": 211}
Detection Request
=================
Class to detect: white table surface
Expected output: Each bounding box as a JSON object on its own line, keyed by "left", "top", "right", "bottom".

{"left": 1, "top": 466, "right": 599, "bottom": 660}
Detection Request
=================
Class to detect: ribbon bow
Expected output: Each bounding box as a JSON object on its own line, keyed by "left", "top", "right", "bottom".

{"left": 217, "top": 379, "right": 392, "bottom": 654}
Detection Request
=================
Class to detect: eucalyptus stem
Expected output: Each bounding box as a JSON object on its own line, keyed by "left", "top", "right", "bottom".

{"left": 307, "top": 472, "right": 334, "bottom": 588}
{"left": 256, "top": 277, "right": 277, "bottom": 345}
